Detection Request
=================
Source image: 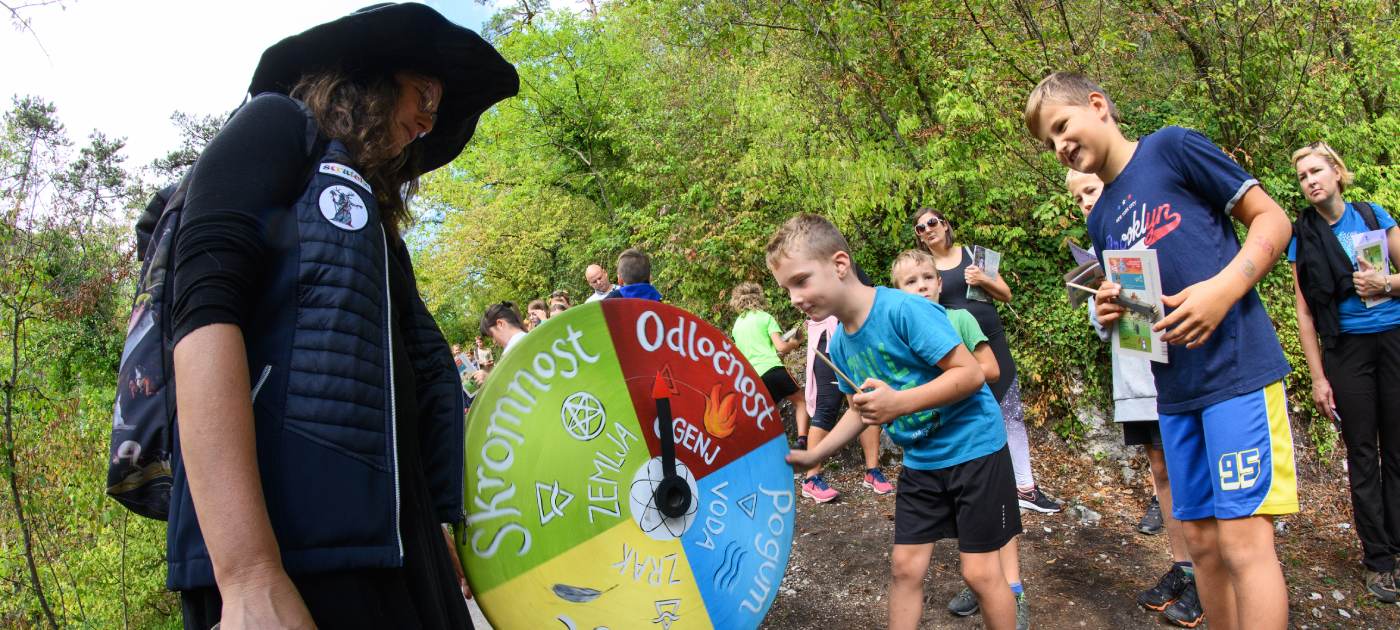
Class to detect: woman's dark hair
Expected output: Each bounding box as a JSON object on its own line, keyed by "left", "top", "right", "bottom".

{"left": 911, "top": 207, "right": 954, "bottom": 253}
{"left": 292, "top": 70, "right": 425, "bottom": 238}
{"left": 479, "top": 301, "right": 523, "bottom": 337}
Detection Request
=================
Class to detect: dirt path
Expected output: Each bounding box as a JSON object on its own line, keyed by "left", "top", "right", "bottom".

{"left": 761, "top": 432, "right": 1400, "bottom": 629}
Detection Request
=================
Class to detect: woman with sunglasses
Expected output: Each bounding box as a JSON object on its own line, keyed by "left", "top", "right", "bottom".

{"left": 912, "top": 209, "right": 1059, "bottom": 512}
{"left": 913, "top": 208, "right": 1057, "bottom": 618}
{"left": 1288, "top": 141, "right": 1400, "bottom": 602}
{"left": 164, "top": 5, "right": 517, "bottom": 628}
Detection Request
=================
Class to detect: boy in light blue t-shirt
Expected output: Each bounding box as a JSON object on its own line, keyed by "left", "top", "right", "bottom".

{"left": 769, "top": 214, "right": 1021, "bottom": 630}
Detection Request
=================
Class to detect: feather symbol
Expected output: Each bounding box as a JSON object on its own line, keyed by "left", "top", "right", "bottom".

{"left": 704, "top": 383, "right": 738, "bottom": 438}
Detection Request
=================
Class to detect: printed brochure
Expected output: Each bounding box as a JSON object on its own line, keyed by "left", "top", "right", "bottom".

{"left": 1064, "top": 260, "right": 1104, "bottom": 307}
{"left": 1352, "top": 229, "right": 1393, "bottom": 308}
{"left": 1103, "top": 249, "right": 1168, "bottom": 363}
{"left": 966, "top": 245, "right": 1002, "bottom": 303}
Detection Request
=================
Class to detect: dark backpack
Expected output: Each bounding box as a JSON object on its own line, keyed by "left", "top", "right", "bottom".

{"left": 107, "top": 98, "right": 322, "bottom": 519}
{"left": 105, "top": 182, "right": 186, "bottom": 519}
{"left": 1354, "top": 201, "right": 1382, "bottom": 232}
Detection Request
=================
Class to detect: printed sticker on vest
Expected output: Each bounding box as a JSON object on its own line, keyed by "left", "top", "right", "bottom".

{"left": 319, "top": 163, "right": 372, "bottom": 192}
{"left": 319, "top": 185, "right": 368, "bottom": 231}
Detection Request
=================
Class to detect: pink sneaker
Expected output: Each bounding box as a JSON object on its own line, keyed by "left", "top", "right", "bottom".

{"left": 862, "top": 468, "right": 894, "bottom": 495}
{"left": 801, "top": 474, "right": 840, "bottom": 503}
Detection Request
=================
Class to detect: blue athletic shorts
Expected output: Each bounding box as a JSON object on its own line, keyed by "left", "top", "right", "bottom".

{"left": 1158, "top": 381, "right": 1298, "bottom": 520}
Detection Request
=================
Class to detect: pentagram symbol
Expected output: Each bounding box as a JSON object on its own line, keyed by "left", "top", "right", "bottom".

{"left": 561, "top": 392, "right": 606, "bottom": 441}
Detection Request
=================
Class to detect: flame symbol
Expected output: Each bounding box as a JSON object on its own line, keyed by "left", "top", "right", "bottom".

{"left": 703, "top": 383, "right": 738, "bottom": 438}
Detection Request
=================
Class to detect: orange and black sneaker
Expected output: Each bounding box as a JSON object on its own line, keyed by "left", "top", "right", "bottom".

{"left": 1137, "top": 564, "right": 1188, "bottom": 611}
{"left": 1162, "top": 579, "right": 1204, "bottom": 628}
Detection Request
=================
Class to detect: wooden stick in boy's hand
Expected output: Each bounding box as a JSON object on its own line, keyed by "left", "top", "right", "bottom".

{"left": 815, "top": 350, "right": 863, "bottom": 393}
{"left": 1066, "top": 281, "right": 1099, "bottom": 295}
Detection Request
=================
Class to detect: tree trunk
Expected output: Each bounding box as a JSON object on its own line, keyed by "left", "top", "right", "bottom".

{"left": 3, "top": 301, "right": 59, "bottom": 629}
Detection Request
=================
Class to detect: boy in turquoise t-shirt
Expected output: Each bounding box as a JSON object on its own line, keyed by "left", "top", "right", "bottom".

{"left": 1027, "top": 72, "right": 1295, "bottom": 629}
{"left": 769, "top": 214, "right": 1021, "bottom": 630}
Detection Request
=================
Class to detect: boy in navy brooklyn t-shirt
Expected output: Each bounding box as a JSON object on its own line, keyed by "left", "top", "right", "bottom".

{"left": 1027, "top": 73, "right": 1296, "bottom": 630}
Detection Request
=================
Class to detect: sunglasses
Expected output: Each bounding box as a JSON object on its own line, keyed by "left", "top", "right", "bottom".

{"left": 412, "top": 81, "right": 440, "bottom": 130}
{"left": 914, "top": 216, "right": 946, "bottom": 234}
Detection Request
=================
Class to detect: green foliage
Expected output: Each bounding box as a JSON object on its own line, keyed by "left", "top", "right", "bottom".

{"left": 415, "top": 0, "right": 1398, "bottom": 455}
{"left": 0, "top": 1, "right": 1396, "bottom": 625}
{"left": 1, "top": 95, "right": 177, "bottom": 628}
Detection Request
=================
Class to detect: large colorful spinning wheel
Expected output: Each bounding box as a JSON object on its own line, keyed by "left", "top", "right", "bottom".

{"left": 459, "top": 299, "right": 795, "bottom": 629}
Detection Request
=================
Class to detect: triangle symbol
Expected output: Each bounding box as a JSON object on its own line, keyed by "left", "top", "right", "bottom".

{"left": 535, "top": 481, "right": 575, "bottom": 526}
{"left": 659, "top": 364, "right": 679, "bottom": 395}
{"left": 737, "top": 492, "right": 757, "bottom": 520}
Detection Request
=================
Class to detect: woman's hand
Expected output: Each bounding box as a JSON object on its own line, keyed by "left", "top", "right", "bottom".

{"left": 1311, "top": 377, "right": 1337, "bottom": 425}
{"left": 1353, "top": 259, "right": 1389, "bottom": 298}
{"left": 442, "top": 526, "right": 473, "bottom": 600}
{"left": 218, "top": 565, "right": 316, "bottom": 630}
{"left": 964, "top": 265, "right": 987, "bottom": 287}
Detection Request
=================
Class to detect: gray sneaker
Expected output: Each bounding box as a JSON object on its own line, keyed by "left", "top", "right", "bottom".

{"left": 947, "top": 585, "right": 979, "bottom": 616}
{"left": 1015, "top": 592, "right": 1030, "bottom": 630}
{"left": 1365, "top": 569, "right": 1398, "bottom": 604}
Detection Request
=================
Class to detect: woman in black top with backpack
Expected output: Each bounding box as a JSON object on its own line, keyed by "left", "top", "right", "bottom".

{"left": 911, "top": 208, "right": 1061, "bottom": 512}
{"left": 1289, "top": 141, "right": 1400, "bottom": 603}
{"left": 166, "top": 5, "right": 516, "bottom": 628}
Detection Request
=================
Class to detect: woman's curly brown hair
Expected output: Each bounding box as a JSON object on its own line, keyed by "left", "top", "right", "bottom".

{"left": 292, "top": 71, "right": 424, "bottom": 237}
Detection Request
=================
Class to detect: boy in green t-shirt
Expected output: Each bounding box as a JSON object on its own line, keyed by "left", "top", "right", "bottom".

{"left": 892, "top": 250, "right": 1001, "bottom": 382}
{"left": 729, "top": 283, "right": 822, "bottom": 495}
{"left": 892, "top": 249, "right": 1028, "bottom": 626}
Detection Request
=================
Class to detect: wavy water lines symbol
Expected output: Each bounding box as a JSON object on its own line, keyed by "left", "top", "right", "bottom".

{"left": 712, "top": 540, "right": 747, "bottom": 593}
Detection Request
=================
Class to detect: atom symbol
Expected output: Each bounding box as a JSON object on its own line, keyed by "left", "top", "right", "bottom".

{"left": 629, "top": 458, "right": 699, "bottom": 540}
{"left": 561, "top": 392, "right": 606, "bottom": 441}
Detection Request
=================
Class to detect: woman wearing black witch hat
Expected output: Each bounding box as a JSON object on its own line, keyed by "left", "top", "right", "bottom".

{"left": 166, "top": 4, "right": 516, "bottom": 628}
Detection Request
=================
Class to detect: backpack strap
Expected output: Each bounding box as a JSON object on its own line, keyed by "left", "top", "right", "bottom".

{"left": 1353, "top": 201, "right": 1381, "bottom": 232}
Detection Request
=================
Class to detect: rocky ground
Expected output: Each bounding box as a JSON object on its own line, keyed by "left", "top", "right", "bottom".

{"left": 760, "top": 426, "right": 1400, "bottom": 629}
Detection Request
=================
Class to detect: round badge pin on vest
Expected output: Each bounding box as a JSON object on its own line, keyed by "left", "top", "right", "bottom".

{"left": 459, "top": 299, "right": 795, "bottom": 630}
{"left": 318, "top": 185, "right": 367, "bottom": 231}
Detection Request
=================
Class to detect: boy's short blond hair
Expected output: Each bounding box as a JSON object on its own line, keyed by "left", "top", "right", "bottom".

{"left": 765, "top": 213, "right": 850, "bottom": 268}
{"left": 889, "top": 249, "right": 939, "bottom": 285}
{"left": 728, "top": 282, "right": 767, "bottom": 313}
{"left": 1291, "top": 141, "right": 1354, "bottom": 191}
{"left": 1064, "top": 168, "right": 1095, "bottom": 188}
{"left": 1024, "top": 72, "right": 1121, "bottom": 138}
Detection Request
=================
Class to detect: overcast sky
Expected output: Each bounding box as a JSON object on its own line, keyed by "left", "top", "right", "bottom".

{"left": 0, "top": 0, "right": 496, "bottom": 169}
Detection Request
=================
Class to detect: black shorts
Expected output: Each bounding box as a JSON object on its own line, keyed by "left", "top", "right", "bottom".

{"left": 1121, "top": 420, "right": 1163, "bottom": 447}
{"left": 894, "top": 446, "right": 1022, "bottom": 552}
{"left": 809, "top": 352, "right": 844, "bottom": 431}
{"left": 761, "top": 366, "right": 799, "bottom": 400}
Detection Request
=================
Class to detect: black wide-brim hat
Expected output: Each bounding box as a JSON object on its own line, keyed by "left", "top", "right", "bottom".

{"left": 248, "top": 2, "right": 519, "bottom": 175}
